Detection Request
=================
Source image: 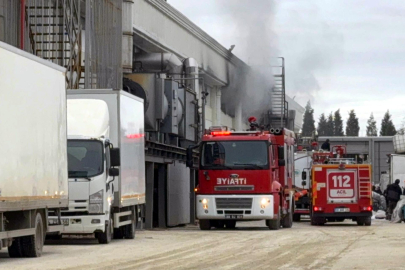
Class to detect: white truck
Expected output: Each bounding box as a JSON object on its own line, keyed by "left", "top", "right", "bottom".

{"left": 0, "top": 41, "right": 68, "bottom": 257}
{"left": 48, "top": 90, "right": 145, "bottom": 244}
{"left": 387, "top": 134, "right": 405, "bottom": 190}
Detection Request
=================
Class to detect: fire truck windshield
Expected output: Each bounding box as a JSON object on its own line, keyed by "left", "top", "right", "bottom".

{"left": 201, "top": 141, "right": 269, "bottom": 170}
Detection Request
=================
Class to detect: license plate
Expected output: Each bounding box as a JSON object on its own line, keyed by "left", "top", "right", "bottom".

{"left": 225, "top": 215, "right": 243, "bottom": 219}
{"left": 335, "top": 208, "right": 350, "bottom": 213}
{"left": 62, "top": 218, "right": 69, "bottom": 226}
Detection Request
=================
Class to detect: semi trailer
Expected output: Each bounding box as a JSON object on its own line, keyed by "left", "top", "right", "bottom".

{"left": 48, "top": 90, "right": 145, "bottom": 244}
{"left": 0, "top": 41, "right": 68, "bottom": 257}
{"left": 187, "top": 123, "right": 296, "bottom": 230}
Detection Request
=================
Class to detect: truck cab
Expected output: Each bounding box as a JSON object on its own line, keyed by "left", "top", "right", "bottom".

{"left": 49, "top": 99, "right": 121, "bottom": 243}
{"left": 189, "top": 126, "right": 295, "bottom": 230}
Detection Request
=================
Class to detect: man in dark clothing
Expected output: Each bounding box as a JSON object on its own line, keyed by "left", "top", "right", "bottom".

{"left": 321, "top": 139, "right": 330, "bottom": 151}
{"left": 386, "top": 179, "right": 403, "bottom": 220}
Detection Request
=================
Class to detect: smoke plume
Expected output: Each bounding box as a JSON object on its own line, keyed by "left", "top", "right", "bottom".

{"left": 217, "top": 0, "right": 277, "bottom": 120}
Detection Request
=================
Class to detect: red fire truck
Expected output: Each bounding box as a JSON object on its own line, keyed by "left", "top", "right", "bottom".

{"left": 187, "top": 125, "right": 296, "bottom": 230}
{"left": 303, "top": 146, "right": 373, "bottom": 226}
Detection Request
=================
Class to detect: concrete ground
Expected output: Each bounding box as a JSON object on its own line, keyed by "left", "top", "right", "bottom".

{"left": 0, "top": 218, "right": 404, "bottom": 270}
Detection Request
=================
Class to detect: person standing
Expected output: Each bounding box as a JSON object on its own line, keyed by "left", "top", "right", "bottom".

{"left": 321, "top": 139, "right": 330, "bottom": 151}
{"left": 386, "top": 179, "right": 402, "bottom": 220}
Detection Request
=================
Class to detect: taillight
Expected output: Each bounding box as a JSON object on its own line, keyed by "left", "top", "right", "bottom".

{"left": 313, "top": 206, "right": 323, "bottom": 212}
{"left": 362, "top": 206, "right": 372, "bottom": 211}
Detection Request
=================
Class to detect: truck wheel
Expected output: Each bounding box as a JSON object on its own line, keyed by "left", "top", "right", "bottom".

{"left": 125, "top": 213, "right": 137, "bottom": 239}
{"left": 199, "top": 220, "right": 211, "bottom": 230}
{"left": 293, "top": 214, "right": 301, "bottom": 222}
{"left": 8, "top": 238, "right": 23, "bottom": 258}
{"left": 21, "top": 212, "right": 45, "bottom": 257}
{"left": 98, "top": 218, "right": 112, "bottom": 244}
{"left": 113, "top": 228, "right": 124, "bottom": 239}
{"left": 225, "top": 221, "right": 236, "bottom": 229}
{"left": 356, "top": 218, "right": 364, "bottom": 226}
{"left": 268, "top": 207, "right": 281, "bottom": 230}
{"left": 364, "top": 217, "right": 372, "bottom": 226}
{"left": 282, "top": 208, "right": 293, "bottom": 228}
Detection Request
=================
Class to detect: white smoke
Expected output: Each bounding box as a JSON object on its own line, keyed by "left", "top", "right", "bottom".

{"left": 217, "top": 0, "right": 277, "bottom": 119}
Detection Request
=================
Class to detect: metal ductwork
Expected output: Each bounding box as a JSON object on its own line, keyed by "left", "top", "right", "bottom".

{"left": 184, "top": 58, "right": 200, "bottom": 138}
{"left": 134, "top": 53, "right": 183, "bottom": 75}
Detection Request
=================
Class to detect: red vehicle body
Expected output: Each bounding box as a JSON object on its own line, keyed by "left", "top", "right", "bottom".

{"left": 308, "top": 146, "right": 373, "bottom": 226}
{"left": 191, "top": 127, "right": 296, "bottom": 230}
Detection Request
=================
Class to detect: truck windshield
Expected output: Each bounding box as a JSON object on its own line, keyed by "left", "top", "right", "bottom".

{"left": 68, "top": 140, "right": 104, "bottom": 178}
{"left": 201, "top": 141, "right": 268, "bottom": 170}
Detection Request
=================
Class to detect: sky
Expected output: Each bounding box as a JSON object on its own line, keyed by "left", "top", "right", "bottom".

{"left": 167, "top": 0, "right": 405, "bottom": 135}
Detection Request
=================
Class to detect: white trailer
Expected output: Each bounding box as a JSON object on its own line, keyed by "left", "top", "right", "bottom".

{"left": 0, "top": 42, "right": 68, "bottom": 257}
{"left": 49, "top": 90, "right": 145, "bottom": 244}
{"left": 387, "top": 134, "right": 405, "bottom": 190}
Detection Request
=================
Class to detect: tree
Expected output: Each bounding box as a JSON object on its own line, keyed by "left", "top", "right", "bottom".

{"left": 302, "top": 101, "right": 315, "bottom": 136}
{"left": 366, "top": 113, "right": 378, "bottom": 136}
{"left": 326, "top": 112, "right": 334, "bottom": 136}
{"left": 317, "top": 113, "right": 328, "bottom": 136}
{"left": 334, "top": 109, "right": 344, "bottom": 136}
{"left": 380, "top": 110, "right": 397, "bottom": 136}
{"left": 345, "top": 110, "right": 360, "bottom": 136}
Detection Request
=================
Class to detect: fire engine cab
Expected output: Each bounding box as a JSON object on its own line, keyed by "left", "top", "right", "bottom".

{"left": 303, "top": 145, "right": 373, "bottom": 226}
{"left": 187, "top": 124, "right": 296, "bottom": 230}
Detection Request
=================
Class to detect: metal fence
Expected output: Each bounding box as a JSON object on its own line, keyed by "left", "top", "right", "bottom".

{"left": 84, "top": 0, "right": 123, "bottom": 90}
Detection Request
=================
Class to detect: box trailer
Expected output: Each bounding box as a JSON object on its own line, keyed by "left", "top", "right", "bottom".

{"left": 0, "top": 42, "right": 68, "bottom": 257}
{"left": 49, "top": 90, "right": 145, "bottom": 243}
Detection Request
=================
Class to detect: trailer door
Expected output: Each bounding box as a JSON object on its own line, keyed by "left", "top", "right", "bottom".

{"left": 326, "top": 169, "right": 358, "bottom": 203}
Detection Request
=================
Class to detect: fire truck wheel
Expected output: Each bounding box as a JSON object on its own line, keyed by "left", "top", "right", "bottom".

{"left": 199, "top": 220, "right": 211, "bottom": 230}
{"left": 293, "top": 214, "right": 301, "bottom": 222}
{"left": 225, "top": 221, "right": 236, "bottom": 229}
{"left": 364, "top": 217, "right": 371, "bottom": 226}
{"left": 213, "top": 221, "right": 225, "bottom": 229}
{"left": 268, "top": 207, "right": 281, "bottom": 230}
{"left": 282, "top": 208, "right": 293, "bottom": 228}
{"left": 356, "top": 219, "right": 364, "bottom": 226}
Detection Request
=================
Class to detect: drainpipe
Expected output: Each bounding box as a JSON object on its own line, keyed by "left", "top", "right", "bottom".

{"left": 215, "top": 87, "right": 221, "bottom": 126}
{"left": 235, "top": 101, "right": 242, "bottom": 131}
{"left": 20, "top": 0, "right": 25, "bottom": 50}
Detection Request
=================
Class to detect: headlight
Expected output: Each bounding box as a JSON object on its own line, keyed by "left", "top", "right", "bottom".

{"left": 202, "top": 198, "right": 208, "bottom": 209}
{"left": 89, "top": 190, "right": 103, "bottom": 214}
{"left": 261, "top": 198, "right": 270, "bottom": 209}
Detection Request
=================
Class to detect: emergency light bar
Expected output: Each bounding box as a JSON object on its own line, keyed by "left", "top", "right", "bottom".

{"left": 209, "top": 126, "right": 228, "bottom": 131}
{"left": 210, "top": 131, "right": 262, "bottom": 136}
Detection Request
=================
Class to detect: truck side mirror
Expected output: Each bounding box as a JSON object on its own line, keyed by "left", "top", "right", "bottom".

{"left": 109, "top": 168, "right": 119, "bottom": 177}
{"left": 302, "top": 171, "right": 307, "bottom": 180}
{"left": 110, "top": 148, "right": 120, "bottom": 167}
{"left": 186, "top": 147, "right": 194, "bottom": 168}
{"left": 278, "top": 146, "right": 285, "bottom": 160}
{"left": 278, "top": 159, "right": 285, "bottom": 167}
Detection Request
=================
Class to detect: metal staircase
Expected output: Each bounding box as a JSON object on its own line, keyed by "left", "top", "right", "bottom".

{"left": 25, "top": 0, "right": 82, "bottom": 89}
{"left": 270, "top": 57, "right": 288, "bottom": 128}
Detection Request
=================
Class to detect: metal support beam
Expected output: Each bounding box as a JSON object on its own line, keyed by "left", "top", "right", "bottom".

{"left": 189, "top": 169, "right": 196, "bottom": 224}
{"left": 145, "top": 162, "right": 154, "bottom": 229}
{"left": 158, "top": 164, "right": 166, "bottom": 228}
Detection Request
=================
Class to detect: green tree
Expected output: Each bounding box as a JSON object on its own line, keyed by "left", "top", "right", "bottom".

{"left": 317, "top": 113, "right": 328, "bottom": 136}
{"left": 302, "top": 101, "right": 315, "bottom": 136}
{"left": 366, "top": 113, "right": 378, "bottom": 136}
{"left": 345, "top": 110, "right": 360, "bottom": 136}
{"left": 380, "top": 110, "right": 397, "bottom": 136}
{"left": 334, "top": 109, "right": 344, "bottom": 136}
{"left": 326, "top": 112, "right": 334, "bottom": 136}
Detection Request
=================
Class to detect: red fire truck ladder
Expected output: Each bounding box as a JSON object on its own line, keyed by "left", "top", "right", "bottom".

{"left": 358, "top": 167, "right": 371, "bottom": 199}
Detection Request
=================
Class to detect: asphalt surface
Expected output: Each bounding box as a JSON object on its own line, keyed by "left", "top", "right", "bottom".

{"left": 0, "top": 218, "right": 404, "bottom": 270}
